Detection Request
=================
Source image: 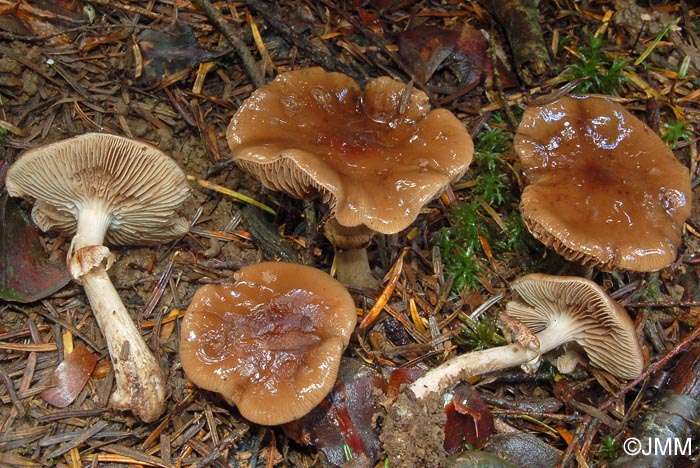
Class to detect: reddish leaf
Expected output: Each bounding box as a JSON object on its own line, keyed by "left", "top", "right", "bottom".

{"left": 0, "top": 162, "right": 70, "bottom": 303}
{"left": 41, "top": 344, "right": 99, "bottom": 408}
{"left": 397, "top": 23, "right": 517, "bottom": 89}
{"left": 386, "top": 366, "right": 425, "bottom": 399}
{"left": 444, "top": 382, "right": 494, "bottom": 454}
{"left": 451, "top": 25, "right": 519, "bottom": 89}
{"left": 356, "top": 7, "right": 384, "bottom": 36}
{"left": 449, "top": 25, "right": 492, "bottom": 88}
{"left": 283, "top": 360, "right": 387, "bottom": 466}
{"left": 397, "top": 25, "right": 460, "bottom": 83}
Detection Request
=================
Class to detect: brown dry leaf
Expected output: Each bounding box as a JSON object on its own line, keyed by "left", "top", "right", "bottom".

{"left": 40, "top": 343, "right": 99, "bottom": 408}
{"left": 134, "top": 22, "right": 230, "bottom": 86}
{"left": 397, "top": 25, "right": 461, "bottom": 83}
{"left": 0, "top": 0, "right": 87, "bottom": 46}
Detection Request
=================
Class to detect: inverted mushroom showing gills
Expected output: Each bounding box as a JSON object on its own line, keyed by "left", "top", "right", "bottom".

{"left": 180, "top": 262, "right": 357, "bottom": 426}
{"left": 227, "top": 67, "right": 473, "bottom": 285}
{"left": 515, "top": 94, "right": 691, "bottom": 271}
{"left": 5, "top": 133, "right": 191, "bottom": 422}
{"left": 410, "top": 273, "right": 644, "bottom": 399}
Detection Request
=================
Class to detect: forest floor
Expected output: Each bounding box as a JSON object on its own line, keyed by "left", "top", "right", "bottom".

{"left": 1, "top": 0, "right": 700, "bottom": 467}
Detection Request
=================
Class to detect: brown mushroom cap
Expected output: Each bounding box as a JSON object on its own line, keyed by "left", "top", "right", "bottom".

{"left": 505, "top": 273, "right": 644, "bottom": 379}
{"left": 180, "top": 262, "right": 357, "bottom": 425}
{"left": 5, "top": 133, "right": 191, "bottom": 246}
{"left": 515, "top": 95, "right": 691, "bottom": 271}
{"left": 227, "top": 67, "right": 474, "bottom": 234}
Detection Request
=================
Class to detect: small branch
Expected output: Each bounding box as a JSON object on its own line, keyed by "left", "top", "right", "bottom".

{"left": 479, "top": 0, "right": 552, "bottom": 86}
{"left": 190, "top": 0, "right": 265, "bottom": 88}
{"left": 623, "top": 299, "right": 700, "bottom": 308}
{"left": 242, "top": 206, "right": 300, "bottom": 263}
{"left": 87, "top": 0, "right": 170, "bottom": 21}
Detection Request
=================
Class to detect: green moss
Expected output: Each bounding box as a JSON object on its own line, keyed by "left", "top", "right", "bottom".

{"left": 455, "top": 313, "right": 506, "bottom": 351}
{"left": 596, "top": 435, "right": 620, "bottom": 462}
{"left": 437, "top": 198, "right": 488, "bottom": 292}
{"left": 438, "top": 124, "right": 543, "bottom": 293}
{"left": 566, "top": 35, "right": 630, "bottom": 95}
{"left": 661, "top": 119, "right": 692, "bottom": 149}
{"left": 472, "top": 126, "right": 512, "bottom": 208}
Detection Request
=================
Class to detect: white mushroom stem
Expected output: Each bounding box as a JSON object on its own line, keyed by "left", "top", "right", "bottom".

{"left": 71, "top": 200, "right": 112, "bottom": 249}
{"left": 5, "top": 133, "right": 191, "bottom": 422}
{"left": 410, "top": 315, "right": 576, "bottom": 400}
{"left": 68, "top": 202, "right": 166, "bottom": 422}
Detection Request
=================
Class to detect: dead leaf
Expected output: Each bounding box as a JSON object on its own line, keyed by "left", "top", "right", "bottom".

{"left": 443, "top": 382, "right": 494, "bottom": 454}
{"left": 283, "top": 359, "right": 387, "bottom": 466}
{"left": 40, "top": 344, "right": 99, "bottom": 408}
{"left": 397, "top": 22, "right": 517, "bottom": 89}
{"left": 0, "top": 0, "right": 87, "bottom": 46}
{"left": 0, "top": 162, "right": 70, "bottom": 303}
{"left": 397, "top": 25, "right": 460, "bottom": 83}
{"left": 134, "top": 22, "right": 230, "bottom": 86}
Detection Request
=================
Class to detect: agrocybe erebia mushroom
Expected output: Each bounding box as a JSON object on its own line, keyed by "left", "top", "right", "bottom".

{"left": 410, "top": 273, "right": 644, "bottom": 399}
{"left": 515, "top": 94, "right": 691, "bottom": 272}
{"left": 410, "top": 94, "right": 691, "bottom": 398}
{"left": 180, "top": 262, "right": 357, "bottom": 425}
{"left": 5, "top": 133, "right": 191, "bottom": 422}
{"left": 226, "top": 67, "right": 474, "bottom": 286}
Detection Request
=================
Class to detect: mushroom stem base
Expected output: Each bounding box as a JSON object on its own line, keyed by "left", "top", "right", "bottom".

{"left": 334, "top": 248, "right": 376, "bottom": 287}
{"left": 409, "top": 323, "right": 569, "bottom": 399}
{"left": 80, "top": 262, "right": 166, "bottom": 422}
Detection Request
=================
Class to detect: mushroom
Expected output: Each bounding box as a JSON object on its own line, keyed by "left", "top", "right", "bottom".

{"left": 226, "top": 67, "right": 473, "bottom": 285}
{"left": 409, "top": 273, "right": 644, "bottom": 399}
{"left": 180, "top": 261, "right": 357, "bottom": 425}
{"left": 5, "top": 133, "right": 191, "bottom": 422}
{"left": 514, "top": 94, "right": 691, "bottom": 271}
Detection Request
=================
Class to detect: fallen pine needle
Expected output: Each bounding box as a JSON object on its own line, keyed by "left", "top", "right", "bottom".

{"left": 86, "top": 454, "right": 170, "bottom": 467}
{"left": 359, "top": 248, "right": 408, "bottom": 329}
{"left": 187, "top": 175, "right": 277, "bottom": 215}
{"left": 141, "top": 308, "right": 184, "bottom": 329}
{"left": 0, "top": 342, "right": 56, "bottom": 352}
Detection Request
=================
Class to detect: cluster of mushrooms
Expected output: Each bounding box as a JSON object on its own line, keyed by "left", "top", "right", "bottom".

{"left": 4, "top": 68, "right": 691, "bottom": 431}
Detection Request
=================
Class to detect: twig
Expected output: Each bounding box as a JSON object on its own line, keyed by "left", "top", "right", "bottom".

{"left": 34, "top": 302, "right": 103, "bottom": 354}
{"left": 242, "top": 206, "right": 300, "bottom": 263}
{"left": 480, "top": 0, "right": 552, "bottom": 86}
{"left": 195, "top": 426, "right": 249, "bottom": 468}
{"left": 87, "top": 0, "right": 171, "bottom": 21}
{"left": 623, "top": 300, "right": 700, "bottom": 308}
{"left": 489, "top": 32, "right": 519, "bottom": 131}
{"left": 190, "top": 0, "right": 265, "bottom": 87}
{"left": 0, "top": 371, "right": 25, "bottom": 416}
